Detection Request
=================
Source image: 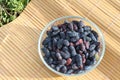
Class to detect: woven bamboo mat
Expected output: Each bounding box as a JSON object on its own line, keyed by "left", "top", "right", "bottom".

{"left": 0, "top": 0, "right": 120, "bottom": 80}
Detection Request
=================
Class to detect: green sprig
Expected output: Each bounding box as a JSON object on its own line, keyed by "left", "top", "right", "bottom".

{"left": 0, "top": 0, "right": 30, "bottom": 27}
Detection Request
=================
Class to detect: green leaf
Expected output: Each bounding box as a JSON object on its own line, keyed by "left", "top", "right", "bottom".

{"left": 0, "top": 0, "right": 30, "bottom": 27}
{"left": 10, "top": 15, "right": 16, "bottom": 21}
{"left": 0, "top": 22, "right": 3, "bottom": 27}
{"left": 0, "top": 0, "right": 2, "bottom": 3}
{"left": 15, "top": 1, "right": 24, "bottom": 11}
{"left": 7, "top": 18, "right": 9, "bottom": 23}
{"left": 7, "top": 2, "right": 11, "bottom": 6}
{"left": 4, "top": 12, "right": 7, "bottom": 17}
{"left": 3, "top": 17, "right": 6, "bottom": 22}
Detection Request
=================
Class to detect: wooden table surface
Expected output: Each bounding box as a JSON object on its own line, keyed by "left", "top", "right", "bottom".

{"left": 0, "top": 0, "right": 120, "bottom": 80}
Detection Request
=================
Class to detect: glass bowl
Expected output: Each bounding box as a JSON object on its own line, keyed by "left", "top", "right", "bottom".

{"left": 38, "top": 16, "right": 105, "bottom": 76}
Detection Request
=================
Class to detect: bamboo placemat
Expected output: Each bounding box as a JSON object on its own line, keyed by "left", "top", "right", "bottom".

{"left": 0, "top": 0, "right": 120, "bottom": 80}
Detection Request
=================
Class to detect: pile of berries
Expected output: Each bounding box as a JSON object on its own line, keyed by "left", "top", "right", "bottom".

{"left": 42, "top": 20, "right": 100, "bottom": 74}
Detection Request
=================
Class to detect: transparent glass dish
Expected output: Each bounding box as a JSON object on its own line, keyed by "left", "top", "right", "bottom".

{"left": 38, "top": 16, "right": 105, "bottom": 76}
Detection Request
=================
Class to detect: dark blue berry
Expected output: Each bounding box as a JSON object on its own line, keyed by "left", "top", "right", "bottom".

{"left": 76, "top": 46, "right": 80, "bottom": 52}
{"left": 80, "top": 33, "right": 85, "bottom": 38}
{"left": 48, "top": 42, "right": 52, "bottom": 50}
{"left": 56, "top": 52, "right": 62, "bottom": 60}
{"left": 85, "top": 59, "right": 91, "bottom": 66}
{"left": 44, "top": 56, "right": 48, "bottom": 62}
{"left": 57, "top": 39, "right": 63, "bottom": 49}
{"left": 52, "top": 38, "right": 57, "bottom": 50}
{"left": 91, "top": 30, "right": 98, "bottom": 39}
{"left": 73, "top": 24, "right": 78, "bottom": 31}
{"left": 42, "top": 37, "right": 51, "bottom": 45}
{"left": 70, "top": 38, "right": 77, "bottom": 42}
{"left": 84, "top": 66, "right": 91, "bottom": 70}
{"left": 50, "top": 64, "right": 55, "bottom": 69}
{"left": 56, "top": 65, "right": 63, "bottom": 71}
{"left": 59, "top": 59, "right": 66, "bottom": 65}
{"left": 71, "top": 56, "right": 76, "bottom": 65}
{"left": 74, "top": 70, "right": 81, "bottom": 74}
{"left": 72, "top": 64, "right": 78, "bottom": 70}
{"left": 89, "top": 50, "right": 96, "bottom": 57}
{"left": 89, "top": 56, "right": 96, "bottom": 65}
{"left": 84, "top": 31, "right": 90, "bottom": 36}
{"left": 52, "top": 26, "right": 59, "bottom": 31}
{"left": 53, "top": 61, "right": 59, "bottom": 65}
{"left": 63, "top": 40, "right": 69, "bottom": 46}
{"left": 86, "top": 36, "right": 92, "bottom": 41}
{"left": 75, "top": 54, "right": 82, "bottom": 67}
{"left": 47, "top": 30, "right": 52, "bottom": 36}
{"left": 66, "top": 31, "right": 72, "bottom": 36}
{"left": 85, "top": 52, "right": 89, "bottom": 59}
{"left": 76, "top": 35, "right": 80, "bottom": 41}
{"left": 79, "top": 28, "right": 84, "bottom": 33}
{"left": 78, "top": 20, "right": 84, "bottom": 28}
{"left": 42, "top": 47, "right": 50, "bottom": 57}
{"left": 89, "top": 44, "right": 96, "bottom": 51}
{"left": 60, "top": 32, "right": 65, "bottom": 39}
{"left": 95, "top": 42, "right": 100, "bottom": 52}
{"left": 51, "top": 51, "right": 57, "bottom": 60}
{"left": 89, "top": 55, "right": 95, "bottom": 61}
{"left": 62, "top": 46, "right": 69, "bottom": 51}
{"left": 68, "top": 23, "right": 74, "bottom": 31}
{"left": 61, "top": 51, "right": 70, "bottom": 59}
{"left": 72, "top": 20, "right": 79, "bottom": 26}
{"left": 83, "top": 36, "right": 86, "bottom": 42}
{"left": 48, "top": 57, "right": 53, "bottom": 64}
{"left": 69, "top": 46, "right": 77, "bottom": 56}
{"left": 52, "top": 30, "right": 60, "bottom": 36}
{"left": 84, "top": 26, "right": 91, "bottom": 31}
{"left": 89, "top": 33, "right": 97, "bottom": 42}
{"left": 71, "top": 31, "right": 78, "bottom": 37}
{"left": 66, "top": 69, "right": 74, "bottom": 74}
{"left": 60, "top": 66, "right": 67, "bottom": 73}
{"left": 81, "top": 43, "right": 86, "bottom": 51}
{"left": 54, "top": 35, "right": 60, "bottom": 40}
